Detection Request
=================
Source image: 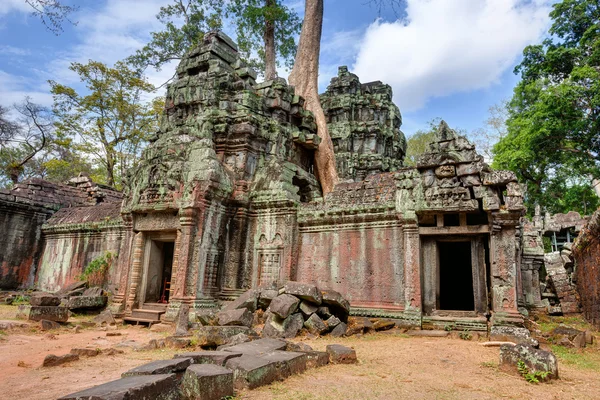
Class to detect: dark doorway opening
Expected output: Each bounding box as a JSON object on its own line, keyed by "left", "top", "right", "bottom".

{"left": 438, "top": 241, "right": 474, "bottom": 311}
{"left": 145, "top": 240, "right": 174, "bottom": 303}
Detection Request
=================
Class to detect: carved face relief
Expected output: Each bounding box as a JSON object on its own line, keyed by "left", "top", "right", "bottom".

{"left": 435, "top": 165, "right": 456, "bottom": 178}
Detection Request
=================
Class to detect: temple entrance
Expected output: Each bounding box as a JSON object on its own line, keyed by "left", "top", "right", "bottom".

{"left": 438, "top": 241, "right": 474, "bottom": 311}
{"left": 142, "top": 235, "right": 175, "bottom": 304}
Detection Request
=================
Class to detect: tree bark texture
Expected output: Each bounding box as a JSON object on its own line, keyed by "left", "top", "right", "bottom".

{"left": 289, "top": 0, "right": 338, "bottom": 195}
{"left": 264, "top": 0, "right": 277, "bottom": 81}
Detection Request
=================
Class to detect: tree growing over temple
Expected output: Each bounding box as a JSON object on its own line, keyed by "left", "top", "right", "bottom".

{"left": 50, "top": 61, "right": 159, "bottom": 188}
{"left": 493, "top": 0, "right": 600, "bottom": 214}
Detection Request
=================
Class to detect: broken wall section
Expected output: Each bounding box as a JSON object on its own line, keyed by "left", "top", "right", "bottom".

{"left": 573, "top": 207, "right": 600, "bottom": 328}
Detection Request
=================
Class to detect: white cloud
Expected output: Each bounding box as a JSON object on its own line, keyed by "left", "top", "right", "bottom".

{"left": 0, "top": 0, "right": 29, "bottom": 15}
{"left": 0, "top": 70, "right": 53, "bottom": 108}
{"left": 353, "top": 0, "right": 552, "bottom": 112}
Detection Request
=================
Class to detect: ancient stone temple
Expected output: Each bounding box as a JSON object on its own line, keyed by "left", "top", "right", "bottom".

{"left": 1, "top": 31, "right": 531, "bottom": 330}
{"left": 321, "top": 66, "right": 406, "bottom": 181}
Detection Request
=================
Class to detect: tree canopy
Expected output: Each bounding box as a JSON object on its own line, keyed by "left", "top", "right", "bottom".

{"left": 492, "top": 0, "right": 600, "bottom": 215}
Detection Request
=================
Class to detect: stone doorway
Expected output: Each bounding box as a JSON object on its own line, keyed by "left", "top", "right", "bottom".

{"left": 141, "top": 233, "right": 176, "bottom": 304}
{"left": 421, "top": 236, "right": 489, "bottom": 316}
{"left": 438, "top": 241, "right": 474, "bottom": 311}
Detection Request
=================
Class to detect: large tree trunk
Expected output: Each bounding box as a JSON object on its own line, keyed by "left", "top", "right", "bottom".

{"left": 592, "top": 177, "right": 600, "bottom": 198}
{"left": 264, "top": 0, "right": 277, "bottom": 81}
{"left": 289, "top": 0, "right": 338, "bottom": 195}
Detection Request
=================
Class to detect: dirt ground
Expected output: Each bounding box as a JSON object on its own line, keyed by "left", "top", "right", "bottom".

{"left": 1, "top": 305, "right": 599, "bottom": 400}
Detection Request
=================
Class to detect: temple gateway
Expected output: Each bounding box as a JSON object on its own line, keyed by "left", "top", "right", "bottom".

{"left": 1, "top": 32, "right": 545, "bottom": 331}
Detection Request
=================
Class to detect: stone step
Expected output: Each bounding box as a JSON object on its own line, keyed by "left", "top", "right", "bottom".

{"left": 143, "top": 302, "right": 169, "bottom": 312}
{"left": 123, "top": 317, "right": 161, "bottom": 326}
{"left": 132, "top": 308, "right": 165, "bottom": 320}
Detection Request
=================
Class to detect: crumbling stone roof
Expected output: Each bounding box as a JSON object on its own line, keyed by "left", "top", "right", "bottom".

{"left": 0, "top": 176, "right": 122, "bottom": 212}
{"left": 43, "top": 202, "right": 123, "bottom": 229}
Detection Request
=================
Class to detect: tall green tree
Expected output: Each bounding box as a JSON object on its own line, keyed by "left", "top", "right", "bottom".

{"left": 50, "top": 61, "right": 158, "bottom": 188}
{"left": 492, "top": 0, "right": 600, "bottom": 214}
{"left": 128, "top": 0, "right": 300, "bottom": 82}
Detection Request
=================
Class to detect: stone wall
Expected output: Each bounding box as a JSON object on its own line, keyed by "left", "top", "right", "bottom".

{"left": 36, "top": 203, "right": 124, "bottom": 292}
{"left": 0, "top": 176, "right": 123, "bottom": 290}
{"left": 573, "top": 208, "right": 600, "bottom": 328}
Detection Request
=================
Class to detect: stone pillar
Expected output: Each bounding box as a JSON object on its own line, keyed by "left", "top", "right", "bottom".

{"left": 110, "top": 214, "right": 133, "bottom": 315}
{"left": 490, "top": 221, "right": 524, "bottom": 326}
{"left": 403, "top": 223, "right": 422, "bottom": 327}
{"left": 125, "top": 231, "right": 145, "bottom": 313}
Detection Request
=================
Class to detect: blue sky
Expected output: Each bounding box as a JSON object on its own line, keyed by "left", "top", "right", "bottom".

{"left": 0, "top": 0, "right": 553, "bottom": 138}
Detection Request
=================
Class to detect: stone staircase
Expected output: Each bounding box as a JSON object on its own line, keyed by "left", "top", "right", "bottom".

{"left": 123, "top": 303, "right": 167, "bottom": 326}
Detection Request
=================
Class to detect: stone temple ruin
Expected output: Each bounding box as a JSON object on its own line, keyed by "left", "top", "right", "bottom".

{"left": 0, "top": 31, "right": 596, "bottom": 332}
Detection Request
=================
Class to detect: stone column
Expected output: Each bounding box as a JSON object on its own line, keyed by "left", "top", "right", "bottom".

{"left": 490, "top": 221, "right": 524, "bottom": 326}
{"left": 403, "top": 222, "right": 422, "bottom": 327}
{"left": 171, "top": 207, "right": 197, "bottom": 300}
{"left": 110, "top": 214, "right": 134, "bottom": 315}
{"left": 125, "top": 231, "right": 145, "bottom": 313}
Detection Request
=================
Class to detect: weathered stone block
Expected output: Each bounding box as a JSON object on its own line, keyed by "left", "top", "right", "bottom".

{"left": 30, "top": 293, "right": 61, "bottom": 306}
{"left": 174, "top": 351, "right": 243, "bottom": 366}
{"left": 58, "top": 374, "right": 179, "bottom": 400}
{"left": 304, "top": 313, "right": 328, "bottom": 335}
{"left": 299, "top": 300, "right": 318, "bottom": 317}
{"left": 165, "top": 336, "right": 192, "bottom": 349}
{"left": 304, "top": 351, "right": 330, "bottom": 368}
{"left": 225, "top": 354, "right": 279, "bottom": 390}
{"left": 259, "top": 350, "right": 308, "bottom": 380}
{"left": 490, "top": 326, "right": 538, "bottom": 347}
{"left": 326, "top": 344, "right": 357, "bottom": 364}
{"left": 330, "top": 322, "right": 348, "bottom": 337}
{"left": 70, "top": 348, "right": 101, "bottom": 357}
{"left": 94, "top": 309, "right": 116, "bottom": 326}
{"left": 28, "top": 306, "right": 69, "bottom": 322}
{"left": 218, "top": 308, "right": 253, "bottom": 328}
{"left": 284, "top": 281, "right": 322, "bottom": 305}
{"left": 223, "top": 338, "right": 288, "bottom": 355}
{"left": 269, "top": 294, "right": 300, "bottom": 319}
{"left": 321, "top": 290, "right": 350, "bottom": 321}
{"left": 67, "top": 296, "right": 107, "bottom": 310}
{"left": 499, "top": 344, "right": 558, "bottom": 380}
{"left": 373, "top": 319, "right": 395, "bottom": 331}
{"left": 262, "top": 312, "right": 304, "bottom": 338}
{"left": 257, "top": 288, "right": 278, "bottom": 310}
{"left": 224, "top": 289, "right": 258, "bottom": 313}
{"left": 195, "top": 326, "right": 252, "bottom": 348}
{"left": 181, "top": 364, "right": 234, "bottom": 400}
{"left": 40, "top": 319, "right": 61, "bottom": 331}
{"left": 43, "top": 353, "right": 79, "bottom": 367}
{"left": 175, "top": 304, "right": 190, "bottom": 336}
{"left": 122, "top": 358, "right": 192, "bottom": 377}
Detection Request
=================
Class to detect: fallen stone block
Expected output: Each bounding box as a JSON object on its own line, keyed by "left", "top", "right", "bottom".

{"left": 490, "top": 326, "right": 538, "bottom": 347}
{"left": 0, "top": 320, "right": 28, "bottom": 330}
{"left": 28, "top": 306, "right": 69, "bottom": 322}
{"left": 58, "top": 374, "right": 178, "bottom": 400}
{"left": 260, "top": 350, "right": 307, "bottom": 380}
{"left": 58, "top": 281, "right": 87, "bottom": 296}
{"left": 304, "top": 351, "right": 330, "bottom": 369}
{"left": 174, "top": 351, "right": 243, "bottom": 366}
{"left": 258, "top": 288, "right": 278, "bottom": 310}
{"left": 165, "top": 336, "right": 192, "bottom": 349}
{"left": 122, "top": 358, "right": 192, "bottom": 377}
{"left": 224, "top": 289, "right": 258, "bottom": 313}
{"left": 216, "top": 333, "right": 251, "bottom": 350}
{"left": 299, "top": 301, "right": 318, "bottom": 317}
{"left": 347, "top": 317, "right": 374, "bottom": 335}
{"left": 30, "top": 293, "right": 61, "bottom": 306}
{"left": 218, "top": 308, "right": 253, "bottom": 328}
{"left": 15, "top": 305, "right": 31, "bottom": 320}
{"left": 325, "top": 315, "right": 341, "bottom": 329}
{"left": 321, "top": 289, "right": 350, "bottom": 321}
{"left": 304, "top": 313, "right": 328, "bottom": 335}
{"left": 284, "top": 282, "right": 322, "bottom": 305}
{"left": 317, "top": 306, "right": 332, "bottom": 319}
{"left": 82, "top": 286, "right": 104, "bottom": 297}
{"left": 181, "top": 364, "right": 234, "bottom": 400}
{"left": 223, "top": 338, "right": 288, "bottom": 355}
{"left": 286, "top": 342, "right": 314, "bottom": 352}
{"left": 499, "top": 343, "right": 558, "bottom": 380}
{"left": 70, "top": 348, "right": 101, "bottom": 357}
{"left": 175, "top": 304, "right": 190, "bottom": 337}
{"left": 330, "top": 322, "right": 348, "bottom": 337}
{"left": 195, "top": 326, "right": 253, "bottom": 348}
{"left": 40, "top": 319, "right": 61, "bottom": 331}
{"left": 225, "top": 354, "right": 279, "bottom": 390}
{"left": 585, "top": 330, "right": 594, "bottom": 345}
{"left": 262, "top": 312, "right": 304, "bottom": 338}
{"left": 43, "top": 353, "right": 79, "bottom": 367}
{"left": 326, "top": 344, "right": 357, "bottom": 364}
{"left": 94, "top": 309, "right": 116, "bottom": 326}
{"left": 269, "top": 294, "right": 300, "bottom": 319}
{"left": 67, "top": 296, "right": 107, "bottom": 310}
{"left": 196, "top": 309, "right": 219, "bottom": 326}
{"left": 373, "top": 319, "right": 395, "bottom": 331}
{"left": 407, "top": 330, "right": 449, "bottom": 337}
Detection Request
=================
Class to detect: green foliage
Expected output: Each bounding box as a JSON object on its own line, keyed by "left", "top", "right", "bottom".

{"left": 405, "top": 118, "right": 468, "bottom": 167}
{"left": 493, "top": 0, "right": 600, "bottom": 214}
{"left": 11, "top": 295, "right": 30, "bottom": 305}
{"left": 50, "top": 61, "right": 159, "bottom": 188}
{"left": 517, "top": 360, "right": 550, "bottom": 383}
{"left": 444, "top": 323, "right": 455, "bottom": 332}
{"left": 227, "top": 0, "right": 301, "bottom": 73}
{"left": 80, "top": 251, "right": 115, "bottom": 286}
{"left": 551, "top": 345, "right": 600, "bottom": 371}
{"left": 459, "top": 329, "right": 472, "bottom": 340}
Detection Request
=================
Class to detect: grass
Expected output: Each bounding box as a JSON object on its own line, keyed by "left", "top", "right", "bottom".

{"left": 536, "top": 314, "right": 592, "bottom": 334}
{"left": 551, "top": 344, "right": 600, "bottom": 372}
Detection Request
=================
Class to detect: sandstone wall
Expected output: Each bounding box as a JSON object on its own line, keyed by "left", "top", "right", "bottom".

{"left": 0, "top": 200, "right": 51, "bottom": 289}
{"left": 36, "top": 203, "right": 124, "bottom": 292}
{"left": 573, "top": 208, "right": 600, "bottom": 328}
